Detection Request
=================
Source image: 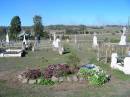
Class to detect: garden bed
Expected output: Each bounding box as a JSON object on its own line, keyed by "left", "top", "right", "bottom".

{"left": 17, "top": 64, "right": 110, "bottom": 86}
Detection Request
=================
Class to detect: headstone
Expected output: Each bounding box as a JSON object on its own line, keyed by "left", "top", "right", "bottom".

{"left": 66, "top": 39, "right": 69, "bottom": 43}
{"left": 123, "top": 57, "right": 130, "bottom": 74}
{"left": 6, "top": 32, "right": 9, "bottom": 44}
{"left": 119, "top": 27, "right": 126, "bottom": 45}
{"left": 22, "top": 34, "right": 27, "bottom": 50}
{"left": 93, "top": 33, "right": 98, "bottom": 47}
{"left": 111, "top": 53, "right": 118, "bottom": 68}
{"left": 59, "top": 47, "right": 64, "bottom": 55}
{"left": 23, "top": 34, "right": 27, "bottom": 45}
{"left": 53, "top": 37, "right": 61, "bottom": 49}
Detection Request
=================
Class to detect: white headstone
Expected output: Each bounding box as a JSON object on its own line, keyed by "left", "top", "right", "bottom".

{"left": 111, "top": 53, "right": 118, "bottom": 68}
{"left": 23, "top": 34, "right": 27, "bottom": 45}
{"left": 6, "top": 32, "right": 9, "bottom": 43}
{"left": 59, "top": 47, "right": 64, "bottom": 55}
{"left": 66, "top": 39, "right": 69, "bottom": 43}
{"left": 93, "top": 33, "right": 98, "bottom": 47}
{"left": 123, "top": 57, "right": 130, "bottom": 74}
{"left": 119, "top": 27, "right": 126, "bottom": 45}
{"left": 52, "top": 33, "right": 56, "bottom": 47}
{"left": 54, "top": 38, "right": 60, "bottom": 48}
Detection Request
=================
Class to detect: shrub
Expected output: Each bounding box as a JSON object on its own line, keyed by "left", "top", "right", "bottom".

{"left": 67, "top": 53, "right": 80, "bottom": 68}
{"left": 110, "top": 38, "right": 120, "bottom": 43}
{"left": 78, "top": 65, "right": 110, "bottom": 86}
{"left": 78, "top": 68, "right": 96, "bottom": 79}
{"left": 62, "top": 35, "right": 70, "bottom": 40}
{"left": 88, "top": 72, "right": 108, "bottom": 86}
{"left": 22, "top": 69, "right": 42, "bottom": 79}
{"left": 43, "top": 64, "right": 72, "bottom": 79}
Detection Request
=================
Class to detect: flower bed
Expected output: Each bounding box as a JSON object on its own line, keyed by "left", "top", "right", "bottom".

{"left": 17, "top": 64, "right": 110, "bottom": 86}
{"left": 78, "top": 64, "right": 110, "bottom": 86}
{"left": 17, "top": 64, "right": 80, "bottom": 85}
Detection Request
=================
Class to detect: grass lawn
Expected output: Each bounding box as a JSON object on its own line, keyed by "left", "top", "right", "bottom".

{"left": 0, "top": 40, "right": 130, "bottom": 97}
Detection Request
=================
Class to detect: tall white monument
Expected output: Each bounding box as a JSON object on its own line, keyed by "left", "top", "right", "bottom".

{"left": 23, "top": 34, "right": 27, "bottom": 45}
{"left": 6, "top": 32, "right": 9, "bottom": 43}
{"left": 52, "top": 33, "right": 56, "bottom": 47}
{"left": 54, "top": 37, "right": 61, "bottom": 48}
{"left": 93, "top": 33, "right": 98, "bottom": 47}
{"left": 119, "top": 27, "right": 126, "bottom": 45}
{"left": 52, "top": 33, "right": 61, "bottom": 49}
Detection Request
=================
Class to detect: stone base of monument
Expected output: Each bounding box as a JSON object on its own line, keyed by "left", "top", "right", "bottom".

{"left": 111, "top": 53, "right": 130, "bottom": 74}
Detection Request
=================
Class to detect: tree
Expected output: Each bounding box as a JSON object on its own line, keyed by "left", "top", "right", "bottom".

{"left": 0, "top": 27, "right": 6, "bottom": 39}
{"left": 9, "top": 16, "right": 21, "bottom": 39}
{"left": 67, "top": 53, "right": 80, "bottom": 68}
{"left": 33, "top": 15, "right": 44, "bottom": 37}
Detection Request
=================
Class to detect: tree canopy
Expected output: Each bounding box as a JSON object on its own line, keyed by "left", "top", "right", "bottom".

{"left": 9, "top": 16, "right": 21, "bottom": 39}
{"left": 33, "top": 15, "right": 44, "bottom": 37}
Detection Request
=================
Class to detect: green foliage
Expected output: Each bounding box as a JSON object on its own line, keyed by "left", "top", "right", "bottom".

{"left": 33, "top": 15, "right": 44, "bottom": 37}
{"left": 41, "top": 31, "right": 49, "bottom": 39}
{"left": 62, "top": 35, "right": 70, "bottom": 40}
{"left": 9, "top": 16, "right": 21, "bottom": 39}
{"left": 127, "top": 36, "right": 130, "bottom": 42}
{"left": 78, "top": 68, "right": 95, "bottom": 79}
{"left": 67, "top": 53, "right": 80, "bottom": 67}
{"left": 88, "top": 72, "right": 108, "bottom": 86}
{"left": 78, "top": 65, "right": 109, "bottom": 86}
{"left": 0, "top": 27, "right": 6, "bottom": 39}
{"left": 38, "top": 77, "right": 55, "bottom": 85}
{"left": 110, "top": 38, "right": 120, "bottom": 43}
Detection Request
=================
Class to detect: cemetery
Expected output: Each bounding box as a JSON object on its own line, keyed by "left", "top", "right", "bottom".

{"left": 0, "top": 1, "right": 130, "bottom": 96}
{"left": 1, "top": 25, "right": 130, "bottom": 97}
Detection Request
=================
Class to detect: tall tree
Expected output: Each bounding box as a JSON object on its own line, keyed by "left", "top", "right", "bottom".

{"left": 9, "top": 16, "right": 21, "bottom": 39}
{"left": 33, "top": 15, "right": 44, "bottom": 37}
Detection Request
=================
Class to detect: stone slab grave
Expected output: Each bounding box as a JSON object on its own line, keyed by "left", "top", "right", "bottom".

{"left": 0, "top": 48, "right": 23, "bottom": 57}
{"left": 111, "top": 53, "right": 130, "bottom": 74}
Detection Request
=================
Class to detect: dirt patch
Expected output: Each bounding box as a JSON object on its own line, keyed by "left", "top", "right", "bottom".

{"left": 50, "top": 81, "right": 88, "bottom": 91}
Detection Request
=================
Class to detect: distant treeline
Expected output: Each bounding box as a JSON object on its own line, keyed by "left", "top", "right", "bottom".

{"left": 0, "top": 24, "right": 124, "bottom": 37}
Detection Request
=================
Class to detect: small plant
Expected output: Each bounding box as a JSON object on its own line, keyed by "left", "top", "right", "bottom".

{"left": 67, "top": 53, "right": 80, "bottom": 68}
{"left": 78, "top": 68, "right": 96, "bottom": 79}
{"left": 88, "top": 72, "right": 108, "bottom": 86}
{"left": 38, "top": 77, "right": 55, "bottom": 85}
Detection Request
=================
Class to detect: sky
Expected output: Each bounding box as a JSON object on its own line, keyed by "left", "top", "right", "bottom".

{"left": 0, "top": 0, "right": 130, "bottom": 26}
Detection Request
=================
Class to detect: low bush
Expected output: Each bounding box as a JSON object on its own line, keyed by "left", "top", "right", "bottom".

{"left": 43, "top": 64, "right": 72, "bottom": 79}
{"left": 38, "top": 77, "right": 55, "bottom": 85}
{"left": 67, "top": 53, "right": 80, "bottom": 68}
{"left": 78, "top": 64, "right": 110, "bottom": 86}
{"left": 88, "top": 71, "right": 109, "bottom": 86}
{"left": 22, "top": 69, "right": 42, "bottom": 79}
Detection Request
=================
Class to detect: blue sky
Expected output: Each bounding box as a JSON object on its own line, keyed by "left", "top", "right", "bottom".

{"left": 0, "top": 0, "right": 130, "bottom": 26}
